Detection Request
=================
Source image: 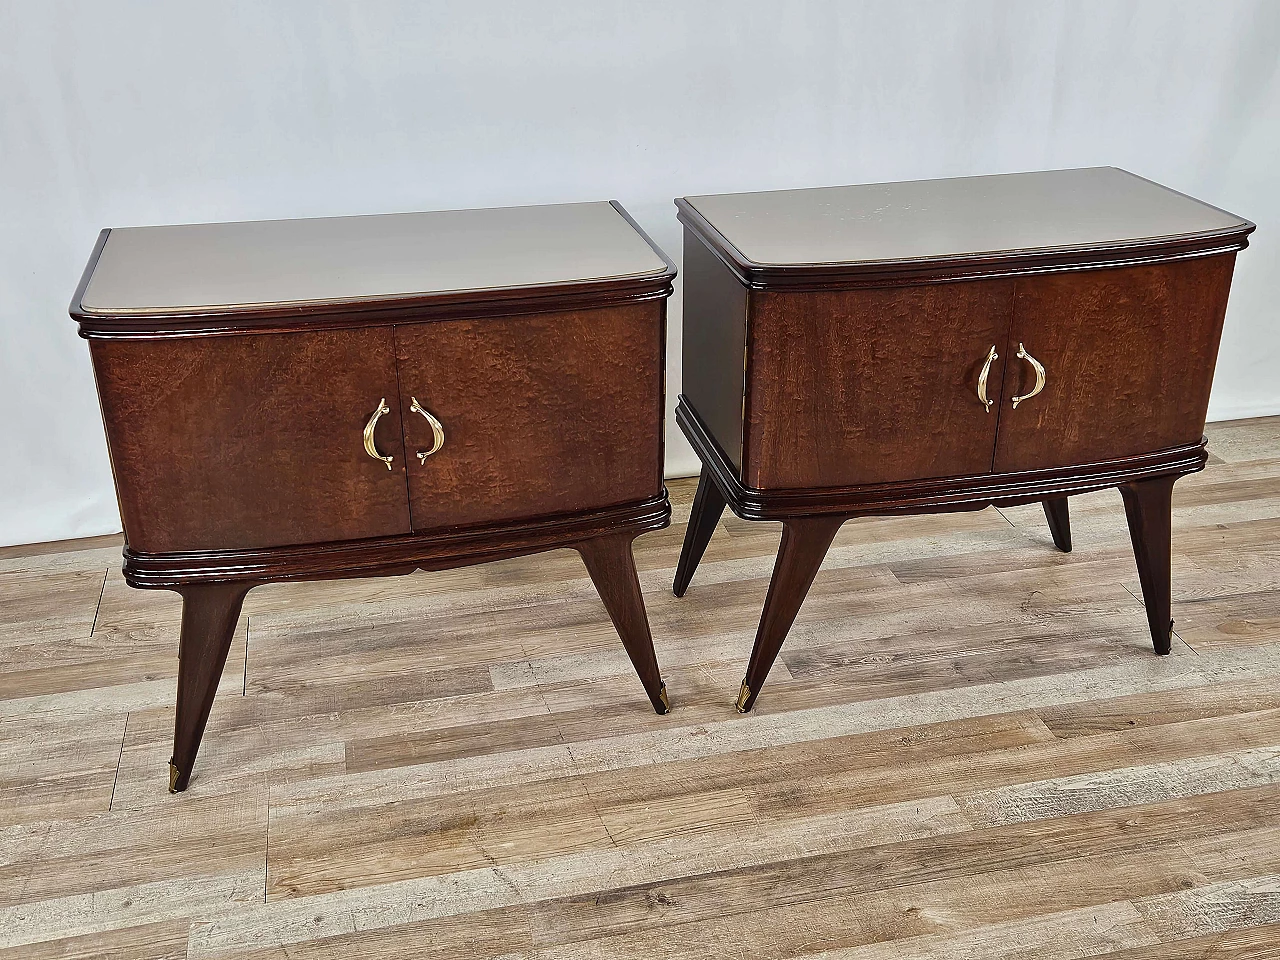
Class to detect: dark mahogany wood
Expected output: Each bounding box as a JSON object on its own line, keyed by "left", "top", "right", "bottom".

{"left": 677, "top": 397, "right": 1207, "bottom": 521}
{"left": 90, "top": 328, "right": 411, "bottom": 552}
{"left": 672, "top": 465, "right": 727, "bottom": 598}
{"left": 74, "top": 202, "right": 679, "bottom": 791}
{"left": 994, "top": 257, "right": 1236, "bottom": 473}
{"left": 1042, "top": 497, "right": 1072, "bottom": 553}
{"left": 737, "top": 516, "right": 844, "bottom": 713}
{"left": 674, "top": 171, "right": 1252, "bottom": 712}
{"left": 577, "top": 533, "right": 670, "bottom": 714}
{"left": 396, "top": 303, "right": 663, "bottom": 531}
{"left": 1120, "top": 474, "right": 1178, "bottom": 655}
{"left": 681, "top": 229, "right": 749, "bottom": 473}
{"left": 122, "top": 494, "right": 668, "bottom": 588}
{"left": 171, "top": 581, "right": 256, "bottom": 792}
{"left": 745, "top": 279, "right": 1013, "bottom": 488}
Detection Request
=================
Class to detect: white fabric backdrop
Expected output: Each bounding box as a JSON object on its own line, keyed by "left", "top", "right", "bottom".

{"left": 2, "top": 0, "right": 1278, "bottom": 546}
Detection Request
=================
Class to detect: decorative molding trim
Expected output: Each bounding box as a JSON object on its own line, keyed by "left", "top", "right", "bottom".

{"left": 71, "top": 201, "right": 679, "bottom": 340}
{"left": 123, "top": 492, "right": 671, "bottom": 588}
{"left": 675, "top": 199, "right": 1254, "bottom": 292}
{"left": 677, "top": 398, "right": 1206, "bottom": 521}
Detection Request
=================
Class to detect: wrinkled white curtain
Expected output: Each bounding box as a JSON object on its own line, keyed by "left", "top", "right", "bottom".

{"left": 2, "top": 0, "right": 1277, "bottom": 545}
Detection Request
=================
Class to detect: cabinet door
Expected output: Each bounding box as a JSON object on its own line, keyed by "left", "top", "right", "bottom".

{"left": 744, "top": 279, "right": 1013, "bottom": 489}
{"left": 92, "top": 327, "right": 411, "bottom": 552}
{"left": 395, "top": 304, "right": 664, "bottom": 532}
{"left": 993, "top": 256, "right": 1236, "bottom": 474}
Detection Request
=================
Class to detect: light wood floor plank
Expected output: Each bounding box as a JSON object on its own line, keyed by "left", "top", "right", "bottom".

{"left": 2, "top": 415, "right": 1279, "bottom": 957}
{"left": 1080, "top": 920, "right": 1280, "bottom": 958}
{"left": 0, "top": 919, "right": 189, "bottom": 960}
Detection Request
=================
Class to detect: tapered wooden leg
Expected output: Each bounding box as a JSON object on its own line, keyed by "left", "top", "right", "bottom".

{"left": 170, "top": 582, "right": 255, "bottom": 792}
{"left": 1042, "top": 497, "right": 1072, "bottom": 552}
{"left": 673, "top": 465, "right": 727, "bottom": 597}
{"left": 577, "top": 534, "right": 669, "bottom": 714}
{"left": 738, "top": 516, "right": 845, "bottom": 713}
{"left": 1119, "top": 475, "right": 1177, "bottom": 656}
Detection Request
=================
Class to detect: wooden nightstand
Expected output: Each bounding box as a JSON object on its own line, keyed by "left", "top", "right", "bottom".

{"left": 72, "top": 201, "right": 676, "bottom": 791}
{"left": 672, "top": 167, "right": 1254, "bottom": 712}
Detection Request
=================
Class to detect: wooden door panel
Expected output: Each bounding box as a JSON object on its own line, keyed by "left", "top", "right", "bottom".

{"left": 993, "top": 255, "right": 1236, "bottom": 474}
{"left": 91, "top": 327, "right": 411, "bottom": 552}
{"left": 744, "top": 279, "right": 1013, "bottom": 489}
{"left": 395, "top": 304, "right": 664, "bottom": 532}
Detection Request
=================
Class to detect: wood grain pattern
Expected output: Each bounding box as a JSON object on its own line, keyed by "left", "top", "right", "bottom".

{"left": 395, "top": 303, "right": 663, "bottom": 531}
{"left": 90, "top": 328, "right": 412, "bottom": 552}
{"left": 744, "top": 279, "right": 1013, "bottom": 489}
{"left": 2, "top": 417, "right": 1278, "bottom": 958}
{"left": 994, "top": 255, "right": 1236, "bottom": 473}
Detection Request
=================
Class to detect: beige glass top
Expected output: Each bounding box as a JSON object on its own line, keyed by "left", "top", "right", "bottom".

{"left": 80, "top": 201, "right": 669, "bottom": 315}
{"left": 683, "top": 167, "right": 1250, "bottom": 267}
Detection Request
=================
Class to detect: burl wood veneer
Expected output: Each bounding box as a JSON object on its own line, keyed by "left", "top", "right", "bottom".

{"left": 73, "top": 200, "right": 676, "bottom": 791}
{"left": 672, "top": 167, "right": 1254, "bottom": 712}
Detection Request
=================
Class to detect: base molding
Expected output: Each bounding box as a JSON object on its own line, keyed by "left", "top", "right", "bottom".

{"left": 123, "top": 492, "right": 671, "bottom": 588}
{"left": 676, "top": 398, "right": 1206, "bottom": 521}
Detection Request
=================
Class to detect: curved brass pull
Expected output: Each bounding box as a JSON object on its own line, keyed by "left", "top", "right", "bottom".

{"left": 409, "top": 397, "right": 445, "bottom": 464}
{"left": 362, "top": 398, "right": 394, "bottom": 470}
{"left": 1011, "top": 342, "right": 1046, "bottom": 409}
{"left": 977, "top": 344, "right": 998, "bottom": 413}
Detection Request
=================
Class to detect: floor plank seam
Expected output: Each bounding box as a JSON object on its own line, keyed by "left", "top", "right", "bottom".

{"left": 88, "top": 567, "right": 108, "bottom": 636}
{"left": 108, "top": 711, "right": 128, "bottom": 811}
{"left": 547, "top": 652, "right": 620, "bottom": 849}
{"left": 263, "top": 792, "right": 270, "bottom": 904}
{"left": 243, "top": 614, "right": 250, "bottom": 696}
{"left": 1171, "top": 624, "right": 1196, "bottom": 655}
{"left": 568, "top": 743, "right": 620, "bottom": 849}
{"left": 520, "top": 612, "right": 620, "bottom": 848}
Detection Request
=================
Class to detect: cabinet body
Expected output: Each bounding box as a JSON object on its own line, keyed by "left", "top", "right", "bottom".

{"left": 684, "top": 242, "right": 1238, "bottom": 496}
{"left": 72, "top": 200, "right": 676, "bottom": 791}
{"left": 673, "top": 167, "right": 1254, "bottom": 712}
{"left": 90, "top": 303, "right": 666, "bottom": 552}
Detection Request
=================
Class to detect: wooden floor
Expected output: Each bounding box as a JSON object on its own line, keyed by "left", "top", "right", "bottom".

{"left": 3, "top": 419, "right": 1280, "bottom": 959}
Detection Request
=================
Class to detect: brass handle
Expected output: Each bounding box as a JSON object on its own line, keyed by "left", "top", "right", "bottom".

{"left": 409, "top": 397, "right": 445, "bottom": 464}
{"left": 977, "top": 344, "right": 998, "bottom": 413}
{"left": 362, "top": 398, "right": 394, "bottom": 470}
{"left": 1011, "top": 342, "right": 1046, "bottom": 409}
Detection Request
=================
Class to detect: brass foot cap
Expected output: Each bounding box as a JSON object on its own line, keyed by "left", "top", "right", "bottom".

{"left": 655, "top": 682, "right": 671, "bottom": 715}
{"left": 735, "top": 681, "right": 752, "bottom": 714}
{"left": 168, "top": 761, "right": 183, "bottom": 793}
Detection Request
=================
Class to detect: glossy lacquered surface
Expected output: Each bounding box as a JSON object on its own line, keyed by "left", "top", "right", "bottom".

{"left": 91, "top": 328, "right": 412, "bottom": 553}
{"left": 79, "top": 201, "right": 669, "bottom": 316}
{"left": 993, "top": 256, "right": 1235, "bottom": 472}
{"left": 683, "top": 166, "right": 1250, "bottom": 270}
{"left": 397, "top": 304, "right": 663, "bottom": 531}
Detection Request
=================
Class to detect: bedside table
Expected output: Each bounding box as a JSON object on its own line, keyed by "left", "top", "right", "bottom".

{"left": 672, "top": 167, "right": 1253, "bottom": 712}
{"left": 72, "top": 200, "right": 676, "bottom": 791}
